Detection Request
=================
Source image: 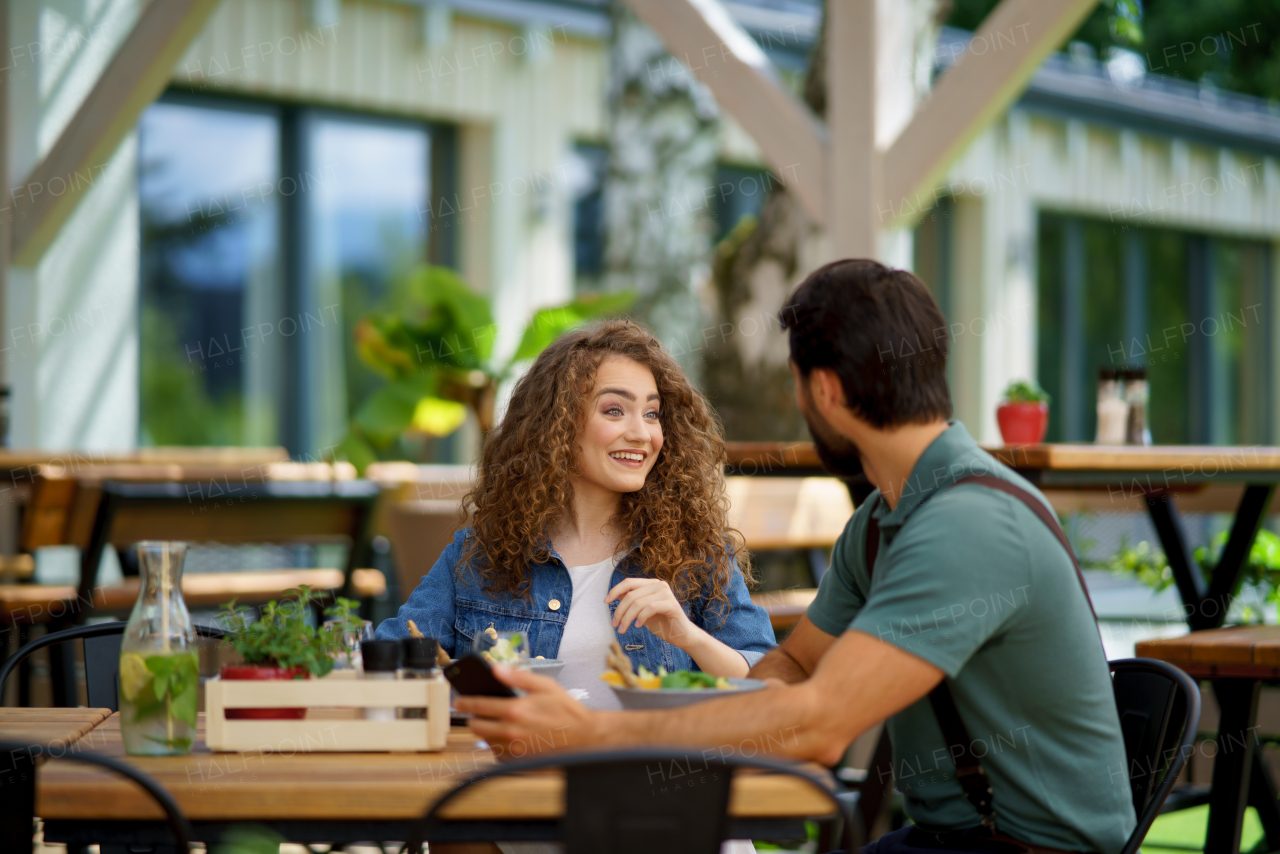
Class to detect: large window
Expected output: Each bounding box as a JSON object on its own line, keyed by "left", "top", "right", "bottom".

{"left": 139, "top": 94, "right": 455, "bottom": 456}
{"left": 300, "top": 114, "right": 432, "bottom": 454}
{"left": 1037, "top": 213, "right": 1272, "bottom": 444}
{"left": 138, "top": 99, "right": 282, "bottom": 446}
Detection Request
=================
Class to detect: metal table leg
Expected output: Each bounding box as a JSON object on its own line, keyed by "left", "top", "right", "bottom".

{"left": 1145, "top": 490, "right": 1207, "bottom": 624}
{"left": 1206, "top": 679, "right": 1261, "bottom": 854}
{"left": 1146, "top": 486, "right": 1276, "bottom": 632}
{"left": 1249, "top": 750, "right": 1280, "bottom": 853}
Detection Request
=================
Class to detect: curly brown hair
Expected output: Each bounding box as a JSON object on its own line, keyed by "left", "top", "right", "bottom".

{"left": 458, "top": 320, "right": 750, "bottom": 610}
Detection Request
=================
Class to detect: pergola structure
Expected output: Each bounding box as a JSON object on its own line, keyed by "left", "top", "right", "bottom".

{"left": 621, "top": 0, "right": 1099, "bottom": 261}
{"left": 0, "top": 0, "right": 1098, "bottom": 308}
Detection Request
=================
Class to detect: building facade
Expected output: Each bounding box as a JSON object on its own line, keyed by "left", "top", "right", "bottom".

{"left": 5, "top": 0, "right": 1279, "bottom": 455}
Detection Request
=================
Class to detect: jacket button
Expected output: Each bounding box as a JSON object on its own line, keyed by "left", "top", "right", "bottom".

{"left": 548, "top": 599, "right": 561, "bottom": 611}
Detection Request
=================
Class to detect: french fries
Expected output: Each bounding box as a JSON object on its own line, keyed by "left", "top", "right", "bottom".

{"left": 605, "top": 640, "right": 641, "bottom": 688}
{"left": 406, "top": 619, "right": 451, "bottom": 666}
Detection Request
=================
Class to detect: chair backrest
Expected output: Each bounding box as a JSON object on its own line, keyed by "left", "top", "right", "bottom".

{"left": 407, "top": 748, "right": 838, "bottom": 854}
{"left": 0, "top": 620, "right": 226, "bottom": 710}
{"left": 0, "top": 740, "right": 192, "bottom": 852}
{"left": 1110, "top": 658, "right": 1201, "bottom": 854}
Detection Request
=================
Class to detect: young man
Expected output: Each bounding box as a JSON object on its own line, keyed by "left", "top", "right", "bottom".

{"left": 457, "top": 259, "right": 1136, "bottom": 854}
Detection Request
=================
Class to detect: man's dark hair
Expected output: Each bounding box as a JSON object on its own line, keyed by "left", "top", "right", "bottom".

{"left": 779, "top": 258, "right": 952, "bottom": 428}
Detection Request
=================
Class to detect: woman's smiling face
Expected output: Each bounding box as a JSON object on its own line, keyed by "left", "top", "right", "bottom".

{"left": 575, "top": 356, "right": 664, "bottom": 495}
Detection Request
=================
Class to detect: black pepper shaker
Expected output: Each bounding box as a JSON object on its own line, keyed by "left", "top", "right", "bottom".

{"left": 361, "top": 639, "right": 401, "bottom": 721}
{"left": 399, "top": 637, "right": 439, "bottom": 719}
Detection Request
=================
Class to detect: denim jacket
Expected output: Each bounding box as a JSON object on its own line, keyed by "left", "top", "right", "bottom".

{"left": 375, "top": 528, "right": 776, "bottom": 673}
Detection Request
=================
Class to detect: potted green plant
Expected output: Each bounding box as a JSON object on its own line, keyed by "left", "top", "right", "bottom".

{"left": 996, "top": 380, "right": 1050, "bottom": 444}
{"left": 217, "top": 587, "right": 363, "bottom": 719}
{"left": 338, "top": 264, "right": 633, "bottom": 471}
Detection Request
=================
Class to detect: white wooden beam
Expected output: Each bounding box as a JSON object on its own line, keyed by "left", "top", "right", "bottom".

{"left": 827, "top": 0, "right": 876, "bottom": 258}
{"left": 880, "top": 0, "right": 1099, "bottom": 226}
{"left": 10, "top": 0, "right": 222, "bottom": 267}
{"left": 619, "top": 0, "right": 828, "bottom": 226}
{"left": 0, "top": 0, "right": 9, "bottom": 340}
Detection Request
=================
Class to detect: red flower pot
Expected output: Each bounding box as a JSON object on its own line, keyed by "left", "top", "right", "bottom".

{"left": 220, "top": 664, "right": 310, "bottom": 719}
{"left": 997, "top": 401, "right": 1049, "bottom": 445}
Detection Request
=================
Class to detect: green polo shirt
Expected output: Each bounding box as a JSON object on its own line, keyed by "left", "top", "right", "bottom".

{"left": 808, "top": 423, "right": 1135, "bottom": 854}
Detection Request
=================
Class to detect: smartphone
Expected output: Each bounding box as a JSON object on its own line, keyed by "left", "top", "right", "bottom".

{"left": 443, "top": 653, "right": 517, "bottom": 697}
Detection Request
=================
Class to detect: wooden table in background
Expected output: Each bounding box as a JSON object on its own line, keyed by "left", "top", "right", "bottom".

{"left": 0, "top": 707, "right": 111, "bottom": 748}
{"left": 751, "top": 589, "right": 818, "bottom": 631}
{"left": 1139, "top": 628, "right": 1280, "bottom": 854}
{"left": 726, "top": 441, "right": 1280, "bottom": 634}
{"left": 34, "top": 711, "right": 835, "bottom": 846}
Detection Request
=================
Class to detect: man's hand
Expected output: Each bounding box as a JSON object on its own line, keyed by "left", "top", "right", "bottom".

{"left": 455, "top": 665, "right": 601, "bottom": 757}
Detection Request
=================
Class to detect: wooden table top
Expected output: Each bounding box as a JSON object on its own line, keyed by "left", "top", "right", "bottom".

{"left": 2, "top": 569, "right": 386, "bottom": 624}
{"left": 0, "top": 707, "right": 113, "bottom": 750}
{"left": 36, "top": 713, "right": 835, "bottom": 823}
{"left": 1136, "top": 626, "right": 1280, "bottom": 679}
{"left": 725, "top": 442, "right": 1280, "bottom": 486}
{"left": 751, "top": 589, "right": 818, "bottom": 631}
{"left": 726, "top": 441, "right": 1280, "bottom": 473}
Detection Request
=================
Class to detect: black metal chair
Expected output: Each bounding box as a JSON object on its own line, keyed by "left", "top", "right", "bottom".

{"left": 0, "top": 740, "right": 193, "bottom": 854}
{"left": 0, "top": 620, "right": 226, "bottom": 710}
{"left": 405, "top": 747, "right": 839, "bottom": 853}
{"left": 1111, "top": 658, "right": 1201, "bottom": 854}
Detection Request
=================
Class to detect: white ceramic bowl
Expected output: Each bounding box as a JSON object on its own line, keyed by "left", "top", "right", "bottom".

{"left": 608, "top": 677, "right": 766, "bottom": 710}
{"left": 529, "top": 658, "right": 566, "bottom": 679}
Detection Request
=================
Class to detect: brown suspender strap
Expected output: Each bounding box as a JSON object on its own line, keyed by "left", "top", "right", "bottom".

{"left": 861, "top": 473, "right": 1096, "bottom": 827}
{"left": 953, "top": 474, "right": 1097, "bottom": 619}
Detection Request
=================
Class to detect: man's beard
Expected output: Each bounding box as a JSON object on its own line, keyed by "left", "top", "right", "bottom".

{"left": 800, "top": 393, "right": 865, "bottom": 479}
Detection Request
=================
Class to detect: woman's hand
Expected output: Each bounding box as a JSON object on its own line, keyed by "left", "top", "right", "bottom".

{"left": 606, "top": 577, "right": 698, "bottom": 648}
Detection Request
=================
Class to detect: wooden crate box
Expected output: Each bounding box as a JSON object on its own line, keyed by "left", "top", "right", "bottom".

{"left": 205, "top": 671, "right": 451, "bottom": 752}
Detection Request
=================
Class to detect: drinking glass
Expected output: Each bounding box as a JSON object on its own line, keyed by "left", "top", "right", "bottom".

{"left": 482, "top": 630, "right": 530, "bottom": 669}
{"left": 324, "top": 618, "right": 373, "bottom": 669}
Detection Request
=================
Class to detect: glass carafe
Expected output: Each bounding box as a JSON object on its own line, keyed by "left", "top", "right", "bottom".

{"left": 119, "top": 541, "right": 197, "bottom": 756}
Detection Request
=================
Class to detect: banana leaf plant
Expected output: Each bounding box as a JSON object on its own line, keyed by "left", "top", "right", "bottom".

{"left": 337, "top": 265, "right": 633, "bottom": 471}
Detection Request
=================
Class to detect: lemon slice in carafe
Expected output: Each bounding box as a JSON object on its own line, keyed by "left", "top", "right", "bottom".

{"left": 119, "top": 653, "right": 151, "bottom": 701}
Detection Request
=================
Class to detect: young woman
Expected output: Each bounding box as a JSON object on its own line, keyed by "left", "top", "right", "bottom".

{"left": 377, "top": 320, "right": 774, "bottom": 710}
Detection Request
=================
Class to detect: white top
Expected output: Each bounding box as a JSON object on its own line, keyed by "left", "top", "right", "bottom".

{"left": 501, "top": 554, "right": 756, "bottom": 854}
{"left": 555, "top": 554, "right": 624, "bottom": 711}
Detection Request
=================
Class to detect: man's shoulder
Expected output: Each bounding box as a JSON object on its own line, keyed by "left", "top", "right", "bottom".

{"left": 902, "top": 468, "right": 1046, "bottom": 546}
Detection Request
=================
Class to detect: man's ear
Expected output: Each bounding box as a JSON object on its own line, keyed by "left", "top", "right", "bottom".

{"left": 809, "top": 368, "right": 846, "bottom": 414}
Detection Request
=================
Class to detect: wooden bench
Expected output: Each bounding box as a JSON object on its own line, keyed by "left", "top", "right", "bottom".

{"left": 726, "top": 476, "right": 849, "bottom": 632}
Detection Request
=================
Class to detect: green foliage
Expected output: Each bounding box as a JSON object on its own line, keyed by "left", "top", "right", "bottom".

{"left": 946, "top": 0, "right": 1280, "bottom": 103}
{"left": 340, "top": 264, "right": 634, "bottom": 468}
{"left": 1096, "top": 535, "right": 1172, "bottom": 589}
{"left": 1103, "top": 529, "right": 1280, "bottom": 624}
{"left": 1107, "top": 0, "right": 1143, "bottom": 46}
{"left": 1001, "top": 379, "right": 1051, "bottom": 404}
{"left": 212, "top": 824, "right": 287, "bottom": 854}
{"left": 218, "top": 587, "right": 363, "bottom": 676}
{"left": 356, "top": 266, "right": 496, "bottom": 381}
{"left": 139, "top": 304, "right": 244, "bottom": 446}
{"left": 511, "top": 292, "right": 638, "bottom": 363}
